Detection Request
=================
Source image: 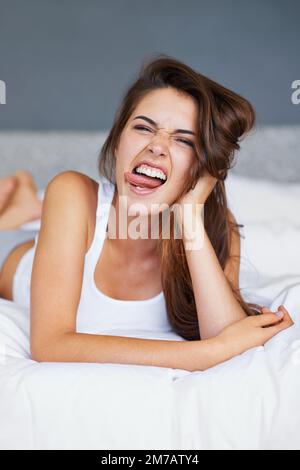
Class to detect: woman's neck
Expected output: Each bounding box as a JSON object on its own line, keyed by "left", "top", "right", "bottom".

{"left": 106, "top": 190, "right": 160, "bottom": 263}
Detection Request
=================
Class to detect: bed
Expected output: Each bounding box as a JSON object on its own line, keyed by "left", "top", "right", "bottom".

{"left": 0, "top": 128, "right": 300, "bottom": 450}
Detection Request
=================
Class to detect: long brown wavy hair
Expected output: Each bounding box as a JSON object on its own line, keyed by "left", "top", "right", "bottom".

{"left": 98, "top": 53, "right": 263, "bottom": 340}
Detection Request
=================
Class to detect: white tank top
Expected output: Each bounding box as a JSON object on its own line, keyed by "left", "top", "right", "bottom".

{"left": 13, "top": 175, "right": 172, "bottom": 335}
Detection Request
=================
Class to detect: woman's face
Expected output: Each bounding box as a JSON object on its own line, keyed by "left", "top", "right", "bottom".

{"left": 114, "top": 87, "right": 199, "bottom": 213}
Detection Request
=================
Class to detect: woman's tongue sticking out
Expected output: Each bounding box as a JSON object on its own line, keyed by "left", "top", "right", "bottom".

{"left": 124, "top": 170, "right": 165, "bottom": 189}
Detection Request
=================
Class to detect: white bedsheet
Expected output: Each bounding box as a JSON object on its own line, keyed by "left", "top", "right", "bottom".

{"left": 0, "top": 174, "right": 300, "bottom": 450}
{"left": 0, "top": 274, "right": 299, "bottom": 450}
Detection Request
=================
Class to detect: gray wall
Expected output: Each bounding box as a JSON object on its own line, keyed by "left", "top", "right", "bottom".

{"left": 0, "top": 0, "right": 299, "bottom": 130}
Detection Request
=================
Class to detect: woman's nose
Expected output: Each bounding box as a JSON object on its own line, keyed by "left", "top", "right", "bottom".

{"left": 147, "top": 129, "right": 170, "bottom": 155}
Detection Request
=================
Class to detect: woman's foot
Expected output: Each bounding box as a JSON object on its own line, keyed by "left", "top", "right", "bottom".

{"left": 0, "top": 170, "right": 43, "bottom": 230}
{"left": 0, "top": 176, "right": 18, "bottom": 215}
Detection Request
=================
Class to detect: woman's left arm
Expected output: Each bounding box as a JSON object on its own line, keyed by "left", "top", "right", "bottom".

{"left": 177, "top": 172, "right": 247, "bottom": 340}
{"left": 184, "top": 209, "right": 247, "bottom": 340}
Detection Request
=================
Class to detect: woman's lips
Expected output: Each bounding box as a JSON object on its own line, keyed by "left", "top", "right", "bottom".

{"left": 124, "top": 171, "right": 163, "bottom": 189}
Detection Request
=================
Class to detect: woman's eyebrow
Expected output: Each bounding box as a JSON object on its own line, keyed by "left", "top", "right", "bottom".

{"left": 133, "top": 115, "right": 196, "bottom": 136}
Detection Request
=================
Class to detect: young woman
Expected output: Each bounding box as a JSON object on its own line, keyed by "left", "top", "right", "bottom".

{"left": 0, "top": 55, "right": 293, "bottom": 372}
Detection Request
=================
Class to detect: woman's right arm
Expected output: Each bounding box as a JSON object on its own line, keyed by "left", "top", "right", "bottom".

{"left": 30, "top": 171, "right": 294, "bottom": 372}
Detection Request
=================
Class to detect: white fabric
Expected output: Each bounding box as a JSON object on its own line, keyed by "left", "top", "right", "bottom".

{"left": 0, "top": 278, "right": 300, "bottom": 450}
{"left": 1, "top": 173, "right": 300, "bottom": 449}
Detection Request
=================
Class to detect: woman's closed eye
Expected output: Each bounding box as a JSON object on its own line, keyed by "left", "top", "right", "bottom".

{"left": 133, "top": 125, "right": 195, "bottom": 148}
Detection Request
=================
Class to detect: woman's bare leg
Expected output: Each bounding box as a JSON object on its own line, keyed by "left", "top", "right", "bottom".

{"left": 0, "top": 239, "right": 35, "bottom": 300}
{"left": 0, "top": 171, "right": 42, "bottom": 230}
{"left": 0, "top": 171, "right": 42, "bottom": 300}
{"left": 0, "top": 176, "right": 18, "bottom": 214}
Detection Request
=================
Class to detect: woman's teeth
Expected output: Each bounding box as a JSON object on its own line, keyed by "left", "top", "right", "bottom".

{"left": 135, "top": 165, "right": 167, "bottom": 182}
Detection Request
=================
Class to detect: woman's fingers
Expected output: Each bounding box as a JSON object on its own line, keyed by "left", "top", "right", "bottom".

{"left": 278, "top": 305, "right": 290, "bottom": 316}
{"left": 264, "top": 314, "right": 294, "bottom": 338}
{"left": 278, "top": 306, "right": 294, "bottom": 327}
{"left": 258, "top": 305, "right": 294, "bottom": 329}
{"left": 261, "top": 306, "right": 278, "bottom": 314}
{"left": 256, "top": 311, "right": 284, "bottom": 327}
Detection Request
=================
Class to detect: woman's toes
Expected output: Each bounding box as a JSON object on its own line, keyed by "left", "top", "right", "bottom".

{"left": 0, "top": 172, "right": 42, "bottom": 229}
{"left": 14, "top": 170, "right": 32, "bottom": 183}
{"left": 14, "top": 170, "right": 38, "bottom": 192}
{"left": 0, "top": 176, "right": 18, "bottom": 193}
{"left": 0, "top": 177, "right": 18, "bottom": 210}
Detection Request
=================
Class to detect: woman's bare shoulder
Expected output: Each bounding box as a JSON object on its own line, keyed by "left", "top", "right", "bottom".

{"left": 44, "top": 170, "right": 99, "bottom": 251}
{"left": 46, "top": 170, "right": 95, "bottom": 189}
{"left": 45, "top": 170, "right": 98, "bottom": 205}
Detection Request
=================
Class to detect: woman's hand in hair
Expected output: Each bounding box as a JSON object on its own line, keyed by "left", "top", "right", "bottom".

{"left": 216, "top": 305, "right": 294, "bottom": 356}
{"left": 174, "top": 169, "right": 218, "bottom": 242}
{"left": 180, "top": 169, "right": 218, "bottom": 208}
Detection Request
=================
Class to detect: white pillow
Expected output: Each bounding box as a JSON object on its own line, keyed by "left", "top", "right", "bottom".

{"left": 225, "top": 173, "right": 300, "bottom": 226}
{"left": 225, "top": 174, "right": 300, "bottom": 278}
